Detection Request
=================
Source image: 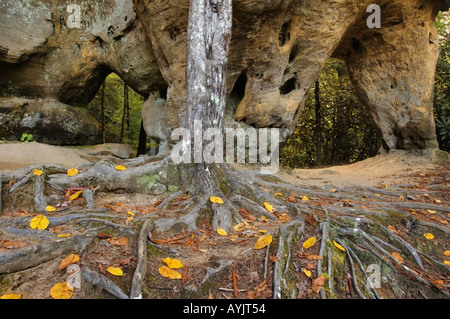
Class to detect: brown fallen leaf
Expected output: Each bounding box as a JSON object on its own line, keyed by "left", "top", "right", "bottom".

{"left": 311, "top": 274, "right": 326, "bottom": 294}
{"left": 2, "top": 240, "right": 27, "bottom": 249}
{"left": 120, "top": 257, "right": 133, "bottom": 266}
{"left": 391, "top": 252, "right": 404, "bottom": 264}
{"left": 108, "top": 237, "right": 129, "bottom": 246}
{"left": 98, "top": 232, "right": 111, "bottom": 239}
{"left": 306, "top": 262, "right": 317, "bottom": 270}
{"left": 269, "top": 256, "right": 280, "bottom": 262}
{"left": 182, "top": 266, "right": 189, "bottom": 284}
{"left": 305, "top": 254, "right": 323, "bottom": 261}
{"left": 286, "top": 196, "right": 297, "bottom": 203}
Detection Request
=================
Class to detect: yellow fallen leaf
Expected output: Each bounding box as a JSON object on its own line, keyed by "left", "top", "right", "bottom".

{"left": 444, "top": 261, "right": 450, "bottom": 267}
{"left": 127, "top": 211, "right": 135, "bottom": 216}
{"left": 59, "top": 254, "right": 80, "bottom": 270}
{"left": 0, "top": 293, "right": 22, "bottom": 299}
{"left": 234, "top": 223, "right": 245, "bottom": 232}
{"left": 261, "top": 188, "right": 268, "bottom": 192}
{"left": 427, "top": 209, "right": 436, "bottom": 214}
{"left": 261, "top": 215, "right": 268, "bottom": 222}
{"left": 253, "top": 234, "right": 272, "bottom": 250}
{"left": 33, "top": 169, "right": 43, "bottom": 176}
{"left": 107, "top": 267, "right": 123, "bottom": 276}
{"left": 46, "top": 205, "right": 56, "bottom": 212}
{"left": 301, "top": 195, "right": 309, "bottom": 201}
{"left": 434, "top": 199, "right": 441, "bottom": 204}
{"left": 57, "top": 234, "right": 70, "bottom": 238}
{"left": 115, "top": 165, "right": 127, "bottom": 171}
{"left": 259, "top": 230, "right": 268, "bottom": 234}
{"left": 159, "top": 266, "right": 182, "bottom": 279}
{"left": 444, "top": 250, "right": 450, "bottom": 256}
{"left": 302, "top": 237, "right": 317, "bottom": 249}
{"left": 50, "top": 282, "right": 73, "bottom": 299}
{"left": 30, "top": 215, "right": 49, "bottom": 230}
{"left": 264, "top": 202, "right": 273, "bottom": 213}
{"left": 162, "top": 257, "right": 184, "bottom": 269}
{"left": 333, "top": 240, "right": 346, "bottom": 252}
{"left": 217, "top": 227, "right": 228, "bottom": 236}
{"left": 424, "top": 233, "right": 434, "bottom": 240}
{"left": 67, "top": 168, "right": 78, "bottom": 177}
{"left": 274, "top": 193, "right": 283, "bottom": 196}
{"left": 210, "top": 196, "right": 224, "bottom": 204}
{"left": 303, "top": 269, "right": 311, "bottom": 277}
{"left": 69, "top": 190, "right": 83, "bottom": 201}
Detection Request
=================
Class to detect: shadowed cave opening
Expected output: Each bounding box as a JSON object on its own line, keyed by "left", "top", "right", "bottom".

{"left": 85, "top": 72, "right": 155, "bottom": 155}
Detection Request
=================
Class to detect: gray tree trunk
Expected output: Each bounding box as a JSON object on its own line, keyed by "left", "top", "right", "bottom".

{"left": 186, "top": 0, "right": 233, "bottom": 194}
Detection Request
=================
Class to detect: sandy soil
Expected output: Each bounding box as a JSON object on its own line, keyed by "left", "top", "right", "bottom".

{"left": 0, "top": 142, "right": 134, "bottom": 172}
{"left": 1, "top": 142, "right": 448, "bottom": 188}
{"left": 277, "top": 150, "right": 448, "bottom": 188}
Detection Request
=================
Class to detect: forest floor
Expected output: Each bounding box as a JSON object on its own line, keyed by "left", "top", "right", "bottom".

{"left": 0, "top": 142, "right": 449, "bottom": 299}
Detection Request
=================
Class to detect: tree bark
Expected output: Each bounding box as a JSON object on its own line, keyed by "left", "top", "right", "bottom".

{"left": 100, "top": 81, "right": 106, "bottom": 144}
{"left": 186, "top": 0, "right": 233, "bottom": 195}
{"left": 314, "top": 80, "right": 322, "bottom": 166}
{"left": 120, "top": 83, "right": 129, "bottom": 144}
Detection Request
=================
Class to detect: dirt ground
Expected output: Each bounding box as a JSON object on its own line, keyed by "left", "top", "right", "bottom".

{"left": 1, "top": 142, "right": 445, "bottom": 188}
{"left": 0, "top": 143, "right": 449, "bottom": 299}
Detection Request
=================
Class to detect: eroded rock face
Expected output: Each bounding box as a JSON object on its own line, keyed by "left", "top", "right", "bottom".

{"left": 1, "top": 0, "right": 448, "bottom": 150}
{"left": 0, "top": 0, "right": 166, "bottom": 144}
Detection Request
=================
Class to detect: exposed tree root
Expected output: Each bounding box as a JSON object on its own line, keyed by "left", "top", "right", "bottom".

{"left": 0, "top": 157, "right": 449, "bottom": 299}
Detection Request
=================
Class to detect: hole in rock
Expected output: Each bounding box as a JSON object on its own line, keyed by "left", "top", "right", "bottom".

{"left": 229, "top": 71, "right": 247, "bottom": 104}
{"left": 279, "top": 21, "right": 291, "bottom": 47}
{"left": 289, "top": 43, "right": 299, "bottom": 64}
{"left": 279, "top": 77, "right": 298, "bottom": 95}
{"left": 351, "top": 38, "right": 361, "bottom": 51}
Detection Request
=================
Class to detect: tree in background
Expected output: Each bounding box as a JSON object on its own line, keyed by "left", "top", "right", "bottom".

{"left": 87, "top": 73, "right": 145, "bottom": 151}
{"left": 435, "top": 11, "right": 450, "bottom": 151}
{"left": 281, "top": 59, "right": 380, "bottom": 169}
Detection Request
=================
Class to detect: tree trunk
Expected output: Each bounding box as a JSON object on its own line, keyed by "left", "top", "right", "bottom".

{"left": 314, "top": 80, "right": 322, "bottom": 166}
{"left": 100, "top": 81, "right": 106, "bottom": 144}
{"left": 186, "top": 0, "right": 233, "bottom": 195}
{"left": 120, "top": 83, "right": 129, "bottom": 144}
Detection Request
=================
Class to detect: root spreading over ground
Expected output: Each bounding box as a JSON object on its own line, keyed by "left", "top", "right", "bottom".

{"left": 0, "top": 152, "right": 449, "bottom": 299}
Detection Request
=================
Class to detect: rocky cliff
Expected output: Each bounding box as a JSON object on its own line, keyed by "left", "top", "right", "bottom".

{"left": 1, "top": 0, "right": 448, "bottom": 150}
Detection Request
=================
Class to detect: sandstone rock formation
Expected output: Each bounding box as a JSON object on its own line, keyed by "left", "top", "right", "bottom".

{"left": 1, "top": 0, "right": 448, "bottom": 150}
{"left": 0, "top": 0, "right": 166, "bottom": 144}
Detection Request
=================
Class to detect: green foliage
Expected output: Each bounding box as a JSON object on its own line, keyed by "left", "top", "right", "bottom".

{"left": 281, "top": 59, "right": 380, "bottom": 169}
{"left": 87, "top": 73, "right": 145, "bottom": 151}
{"left": 434, "top": 11, "right": 450, "bottom": 151}
{"left": 20, "top": 133, "right": 34, "bottom": 143}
